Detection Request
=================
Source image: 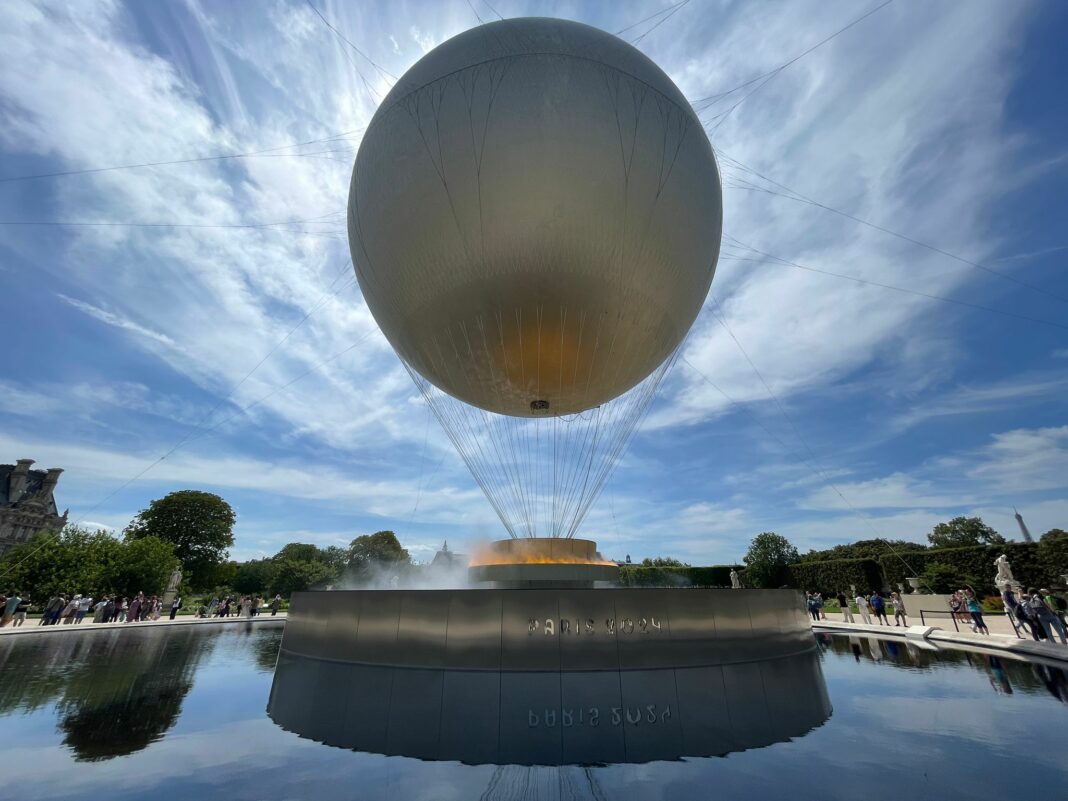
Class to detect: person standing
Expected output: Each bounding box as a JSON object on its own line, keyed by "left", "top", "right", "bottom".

{"left": 127, "top": 593, "right": 142, "bottom": 623}
{"left": 869, "top": 592, "right": 889, "bottom": 626}
{"left": 271, "top": 595, "right": 282, "bottom": 616}
{"left": 1028, "top": 588, "right": 1067, "bottom": 645}
{"left": 964, "top": 589, "right": 990, "bottom": 635}
{"left": 1044, "top": 589, "right": 1067, "bottom": 629}
{"left": 170, "top": 596, "right": 182, "bottom": 620}
{"left": 74, "top": 594, "right": 93, "bottom": 624}
{"left": 805, "top": 593, "right": 819, "bottom": 621}
{"left": 49, "top": 594, "right": 66, "bottom": 625}
{"left": 93, "top": 598, "right": 107, "bottom": 623}
{"left": 837, "top": 591, "right": 854, "bottom": 623}
{"left": 61, "top": 595, "right": 79, "bottom": 625}
{"left": 12, "top": 595, "right": 30, "bottom": 627}
{"left": 1, "top": 590, "right": 21, "bottom": 627}
{"left": 891, "top": 592, "right": 908, "bottom": 627}
{"left": 855, "top": 592, "right": 872, "bottom": 624}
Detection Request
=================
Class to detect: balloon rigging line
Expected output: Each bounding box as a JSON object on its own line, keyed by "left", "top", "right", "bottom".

{"left": 718, "top": 155, "right": 1068, "bottom": 306}
{"left": 303, "top": 0, "right": 398, "bottom": 82}
{"left": 0, "top": 131, "right": 364, "bottom": 183}
{"left": 0, "top": 262, "right": 362, "bottom": 582}
{"left": 679, "top": 351, "right": 931, "bottom": 592}
{"left": 465, "top": 0, "right": 486, "bottom": 25}
{"left": 0, "top": 212, "right": 347, "bottom": 232}
{"left": 700, "top": 306, "right": 934, "bottom": 589}
{"left": 615, "top": 0, "right": 690, "bottom": 38}
{"left": 721, "top": 234, "right": 1068, "bottom": 333}
{"left": 631, "top": 0, "right": 690, "bottom": 46}
{"left": 479, "top": 0, "right": 506, "bottom": 22}
{"left": 696, "top": 0, "right": 893, "bottom": 131}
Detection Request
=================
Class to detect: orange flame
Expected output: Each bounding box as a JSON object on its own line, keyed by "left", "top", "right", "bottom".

{"left": 469, "top": 546, "right": 616, "bottom": 568}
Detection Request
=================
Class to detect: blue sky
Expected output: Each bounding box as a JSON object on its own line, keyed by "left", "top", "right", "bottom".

{"left": 1, "top": 0, "right": 1065, "bottom": 565}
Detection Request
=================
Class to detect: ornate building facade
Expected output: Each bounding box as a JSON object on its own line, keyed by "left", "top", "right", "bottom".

{"left": 0, "top": 459, "right": 67, "bottom": 557}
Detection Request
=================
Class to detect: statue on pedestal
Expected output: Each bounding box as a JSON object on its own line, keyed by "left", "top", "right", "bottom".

{"left": 993, "top": 554, "right": 1019, "bottom": 592}
{"left": 161, "top": 568, "right": 183, "bottom": 608}
{"left": 730, "top": 569, "right": 741, "bottom": 589}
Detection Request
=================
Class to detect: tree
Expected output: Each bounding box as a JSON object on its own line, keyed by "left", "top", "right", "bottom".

{"left": 125, "top": 491, "right": 236, "bottom": 589}
{"left": 265, "top": 542, "right": 344, "bottom": 596}
{"left": 799, "top": 539, "right": 924, "bottom": 562}
{"left": 640, "top": 557, "right": 690, "bottom": 567}
{"left": 232, "top": 559, "right": 276, "bottom": 596}
{"left": 0, "top": 526, "right": 122, "bottom": 600}
{"left": 0, "top": 525, "right": 178, "bottom": 601}
{"left": 270, "top": 559, "right": 334, "bottom": 597}
{"left": 347, "top": 531, "right": 410, "bottom": 571}
{"left": 927, "top": 516, "right": 1005, "bottom": 548}
{"left": 103, "top": 536, "right": 180, "bottom": 598}
{"left": 743, "top": 532, "right": 799, "bottom": 588}
{"left": 919, "top": 562, "right": 980, "bottom": 594}
{"left": 1041, "top": 528, "right": 1068, "bottom": 542}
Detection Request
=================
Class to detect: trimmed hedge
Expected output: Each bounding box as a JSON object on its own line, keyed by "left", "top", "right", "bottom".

{"left": 788, "top": 539, "right": 1068, "bottom": 596}
{"left": 877, "top": 542, "right": 1065, "bottom": 594}
{"left": 617, "top": 564, "right": 744, "bottom": 587}
{"left": 786, "top": 558, "right": 883, "bottom": 596}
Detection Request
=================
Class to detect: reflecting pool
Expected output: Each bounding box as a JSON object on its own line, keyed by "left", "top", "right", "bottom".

{"left": 0, "top": 624, "right": 1065, "bottom": 800}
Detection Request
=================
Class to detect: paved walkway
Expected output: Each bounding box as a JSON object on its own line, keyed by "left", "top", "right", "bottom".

{"left": 813, "top": 618, "right": 1068, "bottom": 664}
{"left": 0, "top": 612, "right": 287, "bottom": 636}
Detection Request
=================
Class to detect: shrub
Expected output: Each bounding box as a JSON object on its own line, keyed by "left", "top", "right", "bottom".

{"left": 785, "top": 558, "right": 883, "bottom": 595}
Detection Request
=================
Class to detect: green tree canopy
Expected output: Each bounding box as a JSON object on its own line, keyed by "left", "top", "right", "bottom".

{"left": 0, "top": 525, "right": 178, "bottom": 601}
{"left": 919, "top": 562, "right": 981, "bottom": 594}
{"left": 1041, "top": 528, "right": 1067, "bottom": 541}
{"left": 347, "top": 531, "right": 410, "bottom": 571}
{"left": 270, "top": 559, "right": 334, "bottom": 597}
{"left": 743, "top": 532, "right": 799, "bottom": 588}
{"left": 927, "top": 516, "right": 1005, "bottom": 549}
{"left": 232, "top": 559, "right": 276, "bottom": 596}
{"left": 102, "top": 536, "right": 180, "bottom": 599}
{"left": 640, "top": 557, "right": 690, "bottom": 567}
{"left": 125, "top": 490, "right": 235, "bottom": 589}
{"left": 799, "top": 538, "right": 925, "bottom": 562}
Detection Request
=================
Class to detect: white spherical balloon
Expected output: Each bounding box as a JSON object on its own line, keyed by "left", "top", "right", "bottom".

{"left": 349, "top": 18, "right": 721, "bottom": 417}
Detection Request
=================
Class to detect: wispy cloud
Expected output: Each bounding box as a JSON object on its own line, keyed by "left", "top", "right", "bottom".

{"left": 57, "top": 294, "right": 179, "bottom": 349}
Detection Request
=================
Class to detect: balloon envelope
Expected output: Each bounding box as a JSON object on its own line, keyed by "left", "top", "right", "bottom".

{"left": 348, "top": 17, "right": 722, "bottom": 417}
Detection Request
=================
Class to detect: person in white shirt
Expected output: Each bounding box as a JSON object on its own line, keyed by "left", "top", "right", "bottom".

{"left": 854, "top": 594, "right": 872, "bottom": 624}
{"left": 74, "top": 595, "right": 93, "bottom": 624}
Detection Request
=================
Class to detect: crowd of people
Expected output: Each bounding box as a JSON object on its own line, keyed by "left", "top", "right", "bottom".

{"left": 0, "top": 589, "right": 284, "bottom": 627}
{"left": 806, "top": 590, "right": 909, "bottom": 627}
{"left": 805, "top": 585, "right": 1068, "bottom": 645}
{"left": 198, "top": 595, "right": 282, "bottom": 618}
{"left": 0, "top": 590, "right": 32, "bottom": 627}
{"left": 999, "top": 587, "right": 1067, "bottom": 644}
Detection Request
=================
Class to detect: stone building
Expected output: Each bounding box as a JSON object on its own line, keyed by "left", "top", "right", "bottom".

{"left": 0, "top": 459, "right": 67, "bottom": 557}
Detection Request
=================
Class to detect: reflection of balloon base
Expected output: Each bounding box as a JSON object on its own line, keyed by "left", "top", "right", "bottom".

{"left": 270, "top": 588, "right": 830, "bottom": 765}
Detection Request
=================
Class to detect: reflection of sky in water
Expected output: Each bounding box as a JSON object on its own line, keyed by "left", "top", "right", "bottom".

{"left": 0, "top": 625, "right": 1064, "bottom": 801}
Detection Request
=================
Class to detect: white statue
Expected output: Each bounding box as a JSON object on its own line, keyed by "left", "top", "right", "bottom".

{"left": 730, "top": 569, "right": 741, "bottom": 589}
{"left": 993, "top": 554, "right": 1018, "bottom": 592}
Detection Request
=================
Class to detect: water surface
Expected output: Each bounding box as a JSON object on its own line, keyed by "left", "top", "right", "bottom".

{"left": 0, "top": 624, "right": 1064, "bottom": 800}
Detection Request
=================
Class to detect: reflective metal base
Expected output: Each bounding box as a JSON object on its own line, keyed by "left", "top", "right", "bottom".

{"left": 268, "top": 649, "right": 831, "bottom": 765}
{"left": 273, "top": 588, "right": 826, "bottom": 764}
{"left": 280, "top": 588, "right": 814, "bottom": 670}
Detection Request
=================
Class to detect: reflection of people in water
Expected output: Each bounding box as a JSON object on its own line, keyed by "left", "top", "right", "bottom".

{"left": 985, "top": 655, "right": 1013, "bottom": 695}
{"left": 848, "top": 636, "right": 863, "bottom": 662}
{"left": 1032, "top": 664, "right": 1068, "bottom": 705}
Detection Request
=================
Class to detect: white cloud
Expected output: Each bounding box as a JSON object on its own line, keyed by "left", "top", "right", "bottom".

{"left": 57, "top": 294, "right": 180, "bottom": 349}
{"left": 409, "top": 25, "right": 437, "bottom": 54}
{"left": 800, "top": 473, "right": 977, "bottom": 511}
{"left": 0, "top": 1, "right": 1057, "bottom": 564}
